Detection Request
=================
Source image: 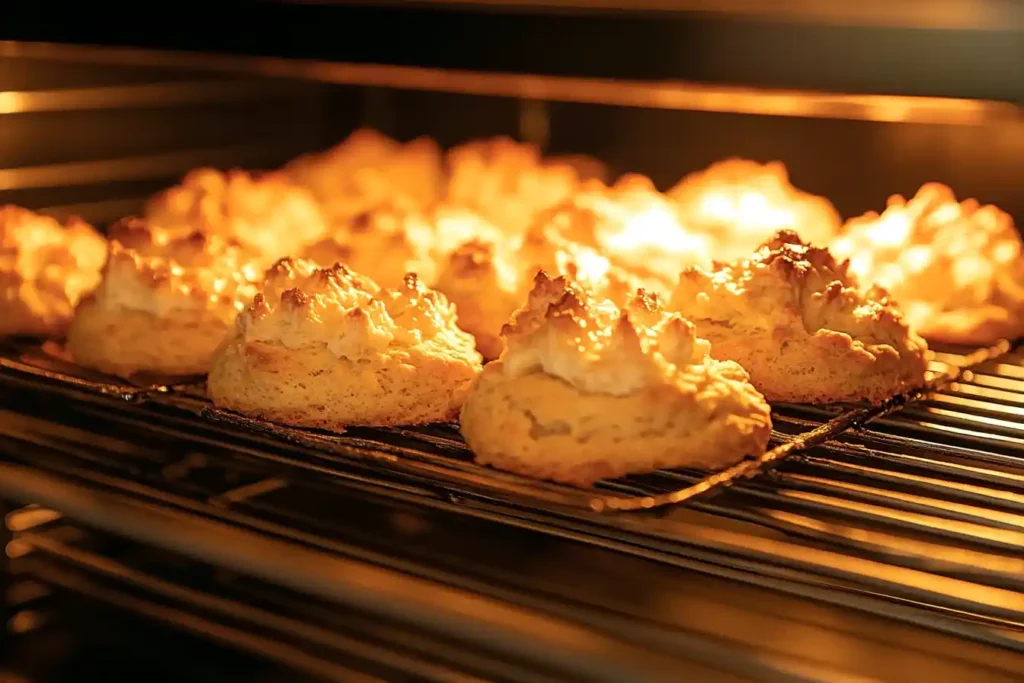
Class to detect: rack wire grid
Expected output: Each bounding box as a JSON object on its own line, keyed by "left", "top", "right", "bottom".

{"left": 0, "top": 337, "right": 1022, "bottom": 657}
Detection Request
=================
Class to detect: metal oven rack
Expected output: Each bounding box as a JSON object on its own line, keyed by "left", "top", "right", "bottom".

{"left": 1, "top": 339, "right": 1024, "bottom": 681}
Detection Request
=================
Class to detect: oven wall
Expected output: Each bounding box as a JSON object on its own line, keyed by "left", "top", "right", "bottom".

{"left": 384, "top": 89, "right": 1024, "bottom": 224}
{"left": 0, "top": 55, "right": 333, "bottom": 227}
{"left": 2, "top": 51, "right": 1021, "bottom": 228}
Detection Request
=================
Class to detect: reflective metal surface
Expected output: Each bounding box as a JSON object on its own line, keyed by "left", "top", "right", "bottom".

{"left": 336, "top": 0, "right": 1024, "bottom": 30}
{"left": 1, "top": 41, "right": 1018, "bottom": 126}
{"left": 0, "top": 80, "right": 312, "bottom": 115}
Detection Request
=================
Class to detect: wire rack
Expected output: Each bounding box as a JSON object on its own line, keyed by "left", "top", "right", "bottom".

{"left": 1, "top": 338, "right": 1024, "bottom": 663}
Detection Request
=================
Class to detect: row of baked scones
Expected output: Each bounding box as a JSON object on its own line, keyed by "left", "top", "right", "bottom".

{"left": 2, "top": 130, "right": 1021, "bottom": 486}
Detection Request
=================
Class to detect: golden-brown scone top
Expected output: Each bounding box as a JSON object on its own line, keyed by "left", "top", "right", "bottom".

{"left": 0, "top": 206, "right": 106, "bottom": 337}
{"left": 831, "top": 183, "right": 1024, "bottom": 345}
{"left": 66, "top": 218, "right": 262, "bottom": 377}
{"left": 285, "top": 128, "right": 444, "bottom": 227}
{"left": 672, "top": 230, "right": 929, "bottom": 404}
{"left": 95, "top": 218, "right": 261, "bottom": 324}
{"left": 529, "top": 174, "right": 714, "bottom": 287}
{"left": 144, "top": 168, "right": 328, "bottom": 261}
{"left": 239, "top": 258, "right": 479, "bottom": 362}
{"left": 445, "top": 137, "right": 601, "bottom": 236}
{"left": 302, "top": 200, "right": 502, "bottom": 287}
{"left": 435, "top": 231, "right": 645, "bottom": 360}
{"left": 459, "top": 272, "right": 773, "bottom": 486}
{"left": 501, "top": 272, "right": 713, "bottom": 394}
{"left": 208, "top": 258, "right": 482, "bottom": 428}
{"left": 669, "top": 159, "right": 841, "bottom": 262}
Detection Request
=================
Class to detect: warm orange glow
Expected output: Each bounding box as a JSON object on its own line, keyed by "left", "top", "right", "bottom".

{"left": 669, "top": 159, "right": 841, "bottom": 262}
{"left": 445, "top": 137, "right": 594, "bottom": 236}
{"left": 831, "top": 183, "right": 1024, "bottom": 345}
{"left": 532, "top": 175, "right": 713, "bottom": 289}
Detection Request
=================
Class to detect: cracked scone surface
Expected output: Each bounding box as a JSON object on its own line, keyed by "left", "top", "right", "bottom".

{"left": 285, "top": 129, "right": 443, "bottom": 227}
{"left": 530, "top": 174, "right": 713, "bottom": 286}
{"left": 669, "top": 158, "right": 840, "bottom": 262}
{"left": 438, "top": 174, "right": 689, "bottom": 359}
{"left": 436, "top": 234, "right": 645, "bottom": 360}
{"left": 459, "top": 272, "right": 772, "bottom": 487}
{"left": 208, "top": 258, "right": 483, "bottom": 429}
{"left": 672, "top": 230, "right": 928, "bottom": 404}
{"left": 144, "top": 168, "right": 328, "bottom": 261}
{"left": 67, "top": 219, "right": 261, "bottom": 377}
{"left": 0, "top": 206, "right": 106, "bottom": 337}
{"left": 445, "top": 136, "right": 599, "bottom": 236}
{"left": 303, "top": 201, "right": 500, "bottom": 287}
{"left": 831, "top": 183, "right": 1024, "bottom": 345}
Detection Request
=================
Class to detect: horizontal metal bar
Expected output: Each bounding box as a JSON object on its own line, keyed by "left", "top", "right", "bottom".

{"left": 0, "top": 41, "right": 1017, "bottom": 125}
{"left": 0, "top": 144, "right": 297, "bottom": 191}
{"left": 0, "top": 463, "right": 716, "bottom": 683}
{"left": 37, "top": 197, "right": 147, "bottom": 224}
{"left": 0, "top": 80, "right": 311, "bottom": 115}
{"left": 340, "top": 0, "right": 1024, "bottom": 30}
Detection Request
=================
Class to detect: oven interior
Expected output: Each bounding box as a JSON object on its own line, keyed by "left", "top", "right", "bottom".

{"left": 2, "top": 7, "right": 1024, "bottom": 680}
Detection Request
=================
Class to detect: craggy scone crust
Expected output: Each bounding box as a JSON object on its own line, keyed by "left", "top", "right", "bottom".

{"left": 208, "top": 258, "right": 482, "bottom": 429}
{"left": 303, "top": 200, "right": 500, "bottom": 288}
{"left": 439, "top": 175, "right": 684, "bottom": 360}
{"left": 528, "top": 173, "right": 713, "bottom": 286}
{"left": 0, "top": 206, "right": 106, "bottom": 337}
{"left": 435, "top": 235, "right": 643, "bottom": 360}
{"left": 831, "top": 183, "right": 1024, "bottom": 346}
{"left": 672, "top": 230, "right": 929, "bottom": 405}
{"left": 285, "top": 128, "right": 444, "bottom": 226}
{"left": 460, "top": 272, "right": 772, "bottom": 486}
{"left": 668, "top": 158, "right": 841, "bottom": 262}
{"left": 445, "top": 136, "right": 597, "bottom": 236}
{"left": 67, "top": 219, "right": 260, "bottom": 377}
{"left": 144, "top": 168, "right": 328, "bottom": 262}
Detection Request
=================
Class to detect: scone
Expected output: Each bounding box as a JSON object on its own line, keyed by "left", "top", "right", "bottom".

{"left": 671, "top": 230, "right": 929, "bottom": 404}
{"left": 285, "top": 128, "right": 443, "bottom": 227}
{"left": 438, "top": 175, "right": 706, "bottom": 359}
{"left": 208, "top": 258, "right": 482, "bottom": 428}
{"left": 460, "top": 272, "right": 773, "bottom": 486}
{"left": 436, "top": 235, "right": 645, "bottom": 360}
{"left": 0, "top": 206, "right": 106, "bottom": 337}
{"left": 144, "top": 168, "right": 328, "bottom": 262}
{"left": 445, "top": 137, "right": 601, "bottom": 236}
{"left": 831, "top": 183, "right": 1024, "bottom": 345}
{"left": 529, "top": 174, "right": 713, "bottom": 285}
{"left": 303, "top": 201, "right": 501, "bottom": 287}
{"left": 67, "top": 219, "right": 261, "bottom": 377}
{"left": 669, "top": 159, "right": 841, "bottom": 262}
